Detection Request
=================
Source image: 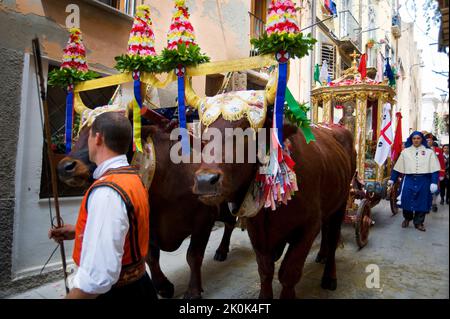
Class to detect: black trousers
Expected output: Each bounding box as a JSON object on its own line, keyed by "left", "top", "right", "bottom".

{"left": 97, "top": 272, "right": 158, "bottom": 300}
{"left": 403, "top": 210, "right": 427, "bottom": 226}
{"left": 440, "top": 178, "right": 449, "bottom": 203}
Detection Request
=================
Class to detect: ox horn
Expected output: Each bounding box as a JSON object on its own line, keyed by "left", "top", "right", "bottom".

{"left": 184, "top": 76, "right": 201, "bottom": 109}
{"left": 264, "top": 62, "right": 291, "bottom": 106}
{"left": 74, "top": 92, "right": 91, "bottom": 115}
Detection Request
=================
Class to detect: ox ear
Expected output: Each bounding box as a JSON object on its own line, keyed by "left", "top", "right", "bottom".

{"left": 283, "top": 122, "right": 299, "bottom": 142}
{"left": 141, "top": 125, "right": 160, "bottom": 141}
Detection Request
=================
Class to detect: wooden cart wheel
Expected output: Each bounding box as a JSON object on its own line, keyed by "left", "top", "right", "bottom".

{"left": 355, "top": 199, "right": 372, "bottom": 249}
{"left": 390, "top": 182, "right": 400, "bottom": 215}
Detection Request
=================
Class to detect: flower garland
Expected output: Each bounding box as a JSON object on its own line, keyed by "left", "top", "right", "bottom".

{"left": 159, "top": 0, "right": 209, "bottom": 73}
{"left": 250, "top": 0, "right": 316, "bottom": 59}
{"left": 48, "top": 28, "right": 99, "bottom": 88}
{"left": 250, "top": 0, "right": 316, "bottom": 210}
{"left": 114, "top": 5, "right": 159, "bottom": 73}
{"left": 47, "top": 28, "right": 99, "bottom": 153}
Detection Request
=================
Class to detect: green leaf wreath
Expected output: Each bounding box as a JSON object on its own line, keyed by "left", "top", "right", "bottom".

{"left": 250, "top": 32, "right": 317, "bottom": 59}
{"left": 285, "top": 102, "right": 311, "bottom": 128}
{"left": 48, "top": 68, "right": 99, "bottom": 88}
{"left": 114, "top": 54, "right": 160, "bottom": 73}
{"left": 159, "top": 43, "right": 210, "bottom": 73}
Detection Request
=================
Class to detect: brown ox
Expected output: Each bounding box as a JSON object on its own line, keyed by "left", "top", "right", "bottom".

{"left": 193, "top": 118, "right": 355, "bottom": 299}
{"left": 57, "top": 117, "right": 237, "bottom": 299}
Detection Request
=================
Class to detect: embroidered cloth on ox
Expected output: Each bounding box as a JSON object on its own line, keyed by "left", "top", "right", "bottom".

{"left": 199, "top": 91, "right": 267, "bottom": 129}
{"left": 79, "top": 104, "right": 128, "bottom": 132}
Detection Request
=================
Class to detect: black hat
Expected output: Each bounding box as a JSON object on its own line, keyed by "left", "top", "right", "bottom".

{"left": 425, "top": 133, "right": 437, "bottom": 141}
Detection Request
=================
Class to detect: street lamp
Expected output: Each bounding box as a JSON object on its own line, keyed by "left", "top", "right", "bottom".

{"left": 409, "top": 63, "right": 424, "bottom": 76}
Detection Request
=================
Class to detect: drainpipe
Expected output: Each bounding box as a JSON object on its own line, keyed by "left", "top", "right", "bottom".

{"left": 309, "top": 0, "right": 316, "bottom": 108}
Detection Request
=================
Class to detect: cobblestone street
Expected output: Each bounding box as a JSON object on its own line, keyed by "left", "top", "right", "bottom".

{"left": 10, "top": 201, "right": 449, "bottom": 299}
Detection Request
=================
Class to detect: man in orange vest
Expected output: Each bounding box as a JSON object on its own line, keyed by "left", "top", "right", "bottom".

{"left": 49, "top": 112, "right": 157, "bottom": 299}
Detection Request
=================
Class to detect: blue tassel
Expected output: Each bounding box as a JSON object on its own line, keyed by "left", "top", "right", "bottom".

{"left": 275, "top": 62, "right": 288, "bottom": 147}
{"left": 65, "top": 89, "right": 74, "bottom": 154}
{"left": 178, "top": 75, "right": 190, "bottom": 156}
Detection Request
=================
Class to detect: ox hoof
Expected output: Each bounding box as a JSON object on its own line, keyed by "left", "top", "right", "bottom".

{"left": 214, "top": 250, "right": 228, "bottom": 262}
{"left": 155, "top": 280, "right": 175, "bottom": 299}
{"left": 321, "top": 277, "right": 337, "bottom": 291}
{"left": 315, "top": 254, "right": 327, "bottom": 264}
{"left": 183, "top": 291, "right": 203, "bottom": 300}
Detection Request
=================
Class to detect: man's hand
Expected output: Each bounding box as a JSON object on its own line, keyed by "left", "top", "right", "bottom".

{"left": 430, "top": 183, "right": 438, "bottom": 194}
{"left": 387, "top": 180, "right": 394, "bottom": 187}
{"left": 48, "top": 225, "right": 76, "bottom": 243}
{"left": 65, "top": 288, "right": 99, "bottom": 299}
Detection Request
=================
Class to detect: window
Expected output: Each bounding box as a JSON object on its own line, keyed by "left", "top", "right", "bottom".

{"left": 249, "top": 1, "right": 270, "bottom": 56}
{"left": 39, "top": 64, "right": 117, "bottom": 198}
{"left": 321, "top": 43, "right": 336, "bottom": 80}
{"left": 98, "top": 0, "right": 136, "bottom": 15}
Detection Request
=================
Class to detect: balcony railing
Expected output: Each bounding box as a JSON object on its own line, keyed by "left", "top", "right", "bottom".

{"left": 249, "top": 11, "right": 266, "bottom": 57}
{"left": 339, "top": 10, "right": 362, "bottom": 51}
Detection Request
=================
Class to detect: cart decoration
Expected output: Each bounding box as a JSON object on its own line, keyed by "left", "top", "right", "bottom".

{"left": 114, "top": 5, "right": 158, "bottom": 73}
{"left": 52, "top": 0, "right": 319, "bottom": 213}
{"left": 249, "top": 0, "right": 316, "bottom": 210}
{"left": 311, "top": 51, "right": 399, "bottom": 248}
{"left": 162, "top": 0, "right": 209, "bottom": 155}
{"left": 48, "top": 28, "right": 99, "bottom": 153}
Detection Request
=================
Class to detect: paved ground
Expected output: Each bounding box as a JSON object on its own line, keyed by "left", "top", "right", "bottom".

{"left": 9, "top": 201, "right": 449, "bottom": 299}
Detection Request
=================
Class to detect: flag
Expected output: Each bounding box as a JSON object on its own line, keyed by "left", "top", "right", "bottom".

{"left": 358, "top": 53, "right": 367, "bottom": 79}
{"left": 314, "top": 64, "right": 320, "bottom": 84}
{"left": 374, "top": 103, "right": 394, "bottom": 166}
{"left": 375, "top": 51, "right": 384, "bottom": 82}
{"left": 324, "top": 0, "right": 337, "bottom": 16}
{"left": 391, "top": 112, "right": 403, "bottom": 162}
{"left": 384, "top": 57, "right": 395, "bottom": 87}
{"left": 319, "top": 60, "right": 329, "bottom": 84}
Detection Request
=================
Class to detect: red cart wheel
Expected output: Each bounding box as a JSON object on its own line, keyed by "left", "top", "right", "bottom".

{"left": 390, "top": 182, "right": 400, "bottom": 215}
{"left": 355, "top": 199, "right": 372, "bottom": 249}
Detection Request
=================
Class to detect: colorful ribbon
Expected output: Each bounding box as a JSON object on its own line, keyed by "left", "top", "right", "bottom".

{"left": 274, "top": 61, "right": 288, "bottom": 147}
{"left": 132, "top": 99, "right": 143, "bottom": 153}
{"left": 133, "top": 71, "right": 142, "bottom": 109}
{"left": 285, "top": 88, "right": 316, "bottom": 144}
{"left": 132, "top": 71, "right": 143, "bottom": 152}
{"left": 65, "top": 85, "right": 74, "bottom": 154}
{"left": 177, "top": 67, "right": 190, "bottom": 156}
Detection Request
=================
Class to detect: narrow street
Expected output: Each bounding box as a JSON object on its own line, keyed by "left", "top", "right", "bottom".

{"left": 10, "top": 201, "right": 449, "bottom": 299}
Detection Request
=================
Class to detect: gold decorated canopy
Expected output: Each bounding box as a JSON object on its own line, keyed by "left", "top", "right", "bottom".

{"left": 311, "top": 56, "right": 397, "bottom": 182}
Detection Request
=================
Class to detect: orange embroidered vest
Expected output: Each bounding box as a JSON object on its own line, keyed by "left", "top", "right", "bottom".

{"left": 73, "top": 166, "right": 149, "bottom": 270}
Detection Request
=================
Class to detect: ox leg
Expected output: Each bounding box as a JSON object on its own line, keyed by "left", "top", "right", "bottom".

{"left": 255, "top": 251, "right": 275, "bottom": 299}
{"left": 278, "top": 224, "right": 320, "bottom": 299}
{"left": 321, "top": 207, "right": 345, "bottom": 291}
{"left": 315, "top": 222, "right": 329, "bottom": 264}
{"left": 214, "top": 216, "right": 237, "bottom": 262}
{"left": 147, "top": 243, "right": 175, "bottom": 298}
{"left": 184, "top": 220, "right": 214, "bottom": 299}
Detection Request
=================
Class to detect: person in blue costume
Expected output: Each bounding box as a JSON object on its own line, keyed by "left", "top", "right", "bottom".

{"left": 388, "top": 131, "right": 441, "bottom": 231}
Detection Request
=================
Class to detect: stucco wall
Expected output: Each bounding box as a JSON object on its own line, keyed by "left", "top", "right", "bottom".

{"left": 0, "top": 0, "right": 133, "bottom": 296}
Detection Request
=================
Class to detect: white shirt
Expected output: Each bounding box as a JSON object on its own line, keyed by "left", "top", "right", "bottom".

{"left": 71, "top": 155, "right": 130, "bottom": 294}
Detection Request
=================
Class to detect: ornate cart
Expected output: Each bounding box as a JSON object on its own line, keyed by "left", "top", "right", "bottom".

{"left": 311, "top": 52, "right": 398, "bottom": 249}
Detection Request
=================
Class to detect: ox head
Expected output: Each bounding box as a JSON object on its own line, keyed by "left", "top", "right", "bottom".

{"left": 57, "top": 83, "right": 164, "bottom": 188}
{"left": 192, "top": 71, "right": 298, "bottom": 206}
